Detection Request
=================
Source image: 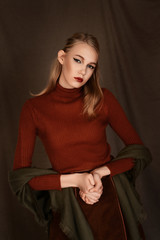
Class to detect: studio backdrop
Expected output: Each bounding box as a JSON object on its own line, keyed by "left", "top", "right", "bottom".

{"left": 1, "top": 0, "right": 160, "bottom": 239}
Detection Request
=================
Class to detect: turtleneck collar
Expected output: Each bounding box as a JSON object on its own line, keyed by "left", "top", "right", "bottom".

{"left": 55, "top": 80, "right": 83, "bottom": 99}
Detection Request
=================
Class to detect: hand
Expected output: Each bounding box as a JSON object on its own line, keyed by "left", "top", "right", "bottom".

{"left": 79, "top": 189, "right": 103, "bottom": 205}
{"left": 89, "top": 172, "right": 103, "bottom": 193}
{"left": 80, "top": 166, "right": 110, "bottom": 204}
{"left": 75, "top": 172, "right": 95, "bottom": 193}
{"left": 79, "top": 172, "right": 103, "bottom": 204}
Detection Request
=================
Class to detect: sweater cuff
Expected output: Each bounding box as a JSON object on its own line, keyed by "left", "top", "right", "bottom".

{"left": 106, "top": 158, "right": 135, "bottom": 177}
{"left": 29, "top": 174, "right": 62, "bottom": 191}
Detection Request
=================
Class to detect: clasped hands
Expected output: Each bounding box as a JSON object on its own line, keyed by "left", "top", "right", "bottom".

{"left": 78, "top": 166, "right": 111, "bottom": 205}
{"left": 60, "top": 165, "right": 110, "bottom": 205}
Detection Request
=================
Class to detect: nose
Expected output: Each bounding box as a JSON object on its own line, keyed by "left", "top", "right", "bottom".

{"left": 79, "top": 66, "right": 87, "bottom": 76}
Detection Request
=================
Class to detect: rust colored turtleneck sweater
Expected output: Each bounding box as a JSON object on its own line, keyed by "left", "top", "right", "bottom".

{"left": 13, "top": 81, "right": 143, "bottom": 190}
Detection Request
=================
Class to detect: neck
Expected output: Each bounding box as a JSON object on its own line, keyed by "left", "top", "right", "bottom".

{"left": 53, "top": 80, "right": 83, "bottom": 100}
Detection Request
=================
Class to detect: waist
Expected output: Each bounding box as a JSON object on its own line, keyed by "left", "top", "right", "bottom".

{"left": 58, "top": 156, "right": 111, "bottom": 174}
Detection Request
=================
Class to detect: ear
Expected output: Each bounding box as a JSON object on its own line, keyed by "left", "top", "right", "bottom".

{"left": 57, "top": 50, "right": 66, "bottom": 65}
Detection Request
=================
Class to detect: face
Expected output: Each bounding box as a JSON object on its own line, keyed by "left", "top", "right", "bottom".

{"left": 57, "top": 42, "right": 98, "bottom": 89}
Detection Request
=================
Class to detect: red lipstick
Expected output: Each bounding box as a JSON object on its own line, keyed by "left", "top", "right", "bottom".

{"left": 74, "top": 77, "right": 83, "bottom": 83}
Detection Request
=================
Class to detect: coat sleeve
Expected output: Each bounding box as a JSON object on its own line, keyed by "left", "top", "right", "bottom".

{"left": 103, "top": 89, "right": 143, "bottom": 176}
{"left": 13, "top": 100, "right": 61, "bottom": 190}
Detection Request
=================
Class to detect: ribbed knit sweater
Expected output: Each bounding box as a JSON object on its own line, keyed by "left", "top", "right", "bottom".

{"left": 13, "top": 81, "right": 143, "bottom": 191}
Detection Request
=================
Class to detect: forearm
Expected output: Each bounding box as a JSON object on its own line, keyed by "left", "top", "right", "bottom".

{"left": 29, "top": 174, "right": 61, "bottom": 190}
{"left": 27, "top": 172, "right": 94, "bottom": 192}
{"left": 106, "top": 157, "right": 135, "bottom": 176}
{"left": 28, "top": 173, "right": 79, "bottom": 191}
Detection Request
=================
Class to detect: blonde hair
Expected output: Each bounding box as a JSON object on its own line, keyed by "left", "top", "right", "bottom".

{"left": 33, "top": 32, "right": 103, "bottom": 119}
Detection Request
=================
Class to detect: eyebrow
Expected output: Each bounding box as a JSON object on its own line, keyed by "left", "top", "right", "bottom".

{"left": 75, "top": 54, "right": 97, "bottom": 65}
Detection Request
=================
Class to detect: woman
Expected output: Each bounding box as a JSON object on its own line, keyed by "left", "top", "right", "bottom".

{"left": 12, "top": 32, "right": 148, "bottom": 239}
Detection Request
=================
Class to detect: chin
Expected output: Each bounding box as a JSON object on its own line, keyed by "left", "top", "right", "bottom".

{"left": 71, "top": 82, "right": 83, "bottom": 88}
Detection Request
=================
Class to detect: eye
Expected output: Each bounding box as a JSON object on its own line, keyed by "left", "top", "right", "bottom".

{"left": 73, "top": 58, "right": 81, "bottom": 63}
{"left": 88, "top": 64, "right": 95, "bottom": 70}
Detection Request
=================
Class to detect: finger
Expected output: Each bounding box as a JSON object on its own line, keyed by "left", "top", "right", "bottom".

{"left": 86, "top": 191, "right": 101, "bottom": 199}
{"left": 85, "top": 197, "right": 95, "bottom": 205}
{"left": 83, "top": 196, "right": 91, "bottom": 204}
{"left": 79, "top": 190, "right": 87, "bottom": 201}
{"left": 80, "top": 190, "right": 100, "bottom": 203}
{"left": 88, "top": 174, "right": 95, "bottom": 186}
{"left": 92, "top": 174, "right": 102, "bottom": 189}
{"left": 87, "top": 197, "right": 99, "bottom": 204}
{"left": 85, "top": 194, "right": 99, "bottom": 201}
{"left": 95, "top": 178, "right": 103, "bottom": 189}
{"left": 93, "top": 181, "right": 103, "bottom": 192}
{"left": 86, "top": 185, "right": 94, "bottom": 193}
{"left": 79, "top": 190, "right": 85, "bottom": 197}
{"left": 87, "top": 197, "right": 99, "bottom": 203}
{"left": 89, "top": 186, "right": 100, "bottom": 193}
{"left": 79, "top": 190, "right": 95, "bottom": 202}
{"left": 85, "top": 192, "right": 102, "bottom": 202}
{"left": 89, "top": 185, "right": 103, "bottom": 194}
{"left": 80, "top": 194, "right": 86, "bottom": 202}
{"left": 85, "top": 191, "right": 101, "bottom": 204}
{"left": 97, "top": 185, "right": 103, "bottom": 194}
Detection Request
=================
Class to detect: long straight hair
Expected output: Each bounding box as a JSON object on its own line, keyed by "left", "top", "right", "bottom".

{"left": 33, "top": 32, "right": 103, "bottom": 119}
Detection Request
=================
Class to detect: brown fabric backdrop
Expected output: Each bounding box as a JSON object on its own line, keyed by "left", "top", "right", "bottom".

{"left": 1, "top": 0, "right": 160, "bottom": 239}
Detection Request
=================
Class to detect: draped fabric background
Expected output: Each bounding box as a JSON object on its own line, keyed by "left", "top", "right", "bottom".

{"left": 1, "top": 0, "right": 160, "bottom": 239}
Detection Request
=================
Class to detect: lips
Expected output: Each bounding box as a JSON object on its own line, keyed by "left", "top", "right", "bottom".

{"left": 74, "top": 77, "right": 83, "bottom": 83}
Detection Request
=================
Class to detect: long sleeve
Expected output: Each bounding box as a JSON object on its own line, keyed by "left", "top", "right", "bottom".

{"left": 13, "top": 100, "right": 61, "bottom": 190}
{"left": 104, "top": 90, "right": 143, "bottom": 176}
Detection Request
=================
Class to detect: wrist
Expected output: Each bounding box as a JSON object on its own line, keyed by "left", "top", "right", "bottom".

{"left": 92, "top": 166, "right": 111, "bottom": 178}
{"left": 60, "top": 173, "right": 80, "bottom": 188}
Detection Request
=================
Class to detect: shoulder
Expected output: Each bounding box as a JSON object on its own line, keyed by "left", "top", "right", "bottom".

{"left": 22, "top": 91, "right": 52, "bottom": 111}
{"left": 101, "top": 87, "right": 118, "bottom": 102}
{"left": 101, "top": 87, "right": 122, "bottom": 113}
{"left": 19, "top": 93, "right": 52, "bottom": 126}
